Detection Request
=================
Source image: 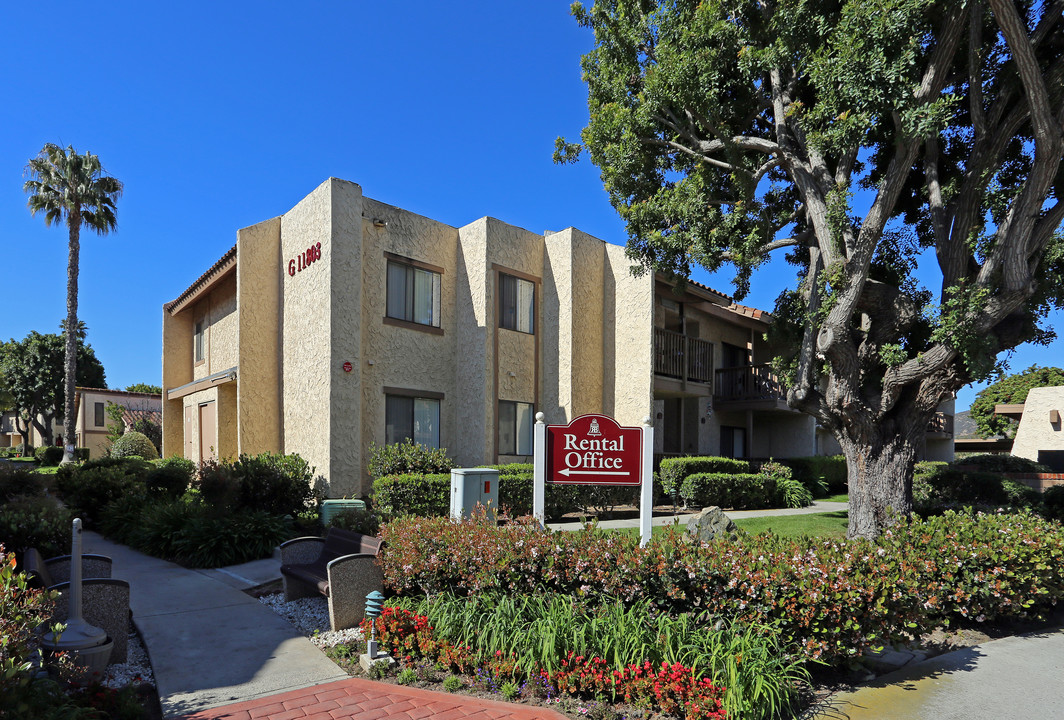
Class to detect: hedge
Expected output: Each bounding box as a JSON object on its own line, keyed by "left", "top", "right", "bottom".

{"left": 372, "top": 473, "right": 451, "bottom": 519}
{"left": 379, "top": 509, "right": 1064, "bottom": 664}
{"left": 659, "top": 457, "right": 751, "bottom": 496}
{"left": 780, "top": 455, "right": 848, "bottom": 494}
{"left": 679, "top": 472, "right": 774, "bottom": 509}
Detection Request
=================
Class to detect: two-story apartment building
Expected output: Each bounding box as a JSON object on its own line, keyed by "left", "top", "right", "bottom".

{"left": 162, "top": 177, "right": 952, "bottom": 496}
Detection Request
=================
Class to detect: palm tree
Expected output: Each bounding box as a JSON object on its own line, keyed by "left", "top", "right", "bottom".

{"left": 24, "top": 144, "right": 122, "bottom": 463}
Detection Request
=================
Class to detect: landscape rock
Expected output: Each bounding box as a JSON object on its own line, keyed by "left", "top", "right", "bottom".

{"left": 684, "top": 506, "right": 740, "bottom": 543}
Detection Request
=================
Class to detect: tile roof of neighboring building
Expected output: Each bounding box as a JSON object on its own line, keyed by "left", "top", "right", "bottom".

{"left": 122, "top": 407, "right": 162, "bottom": 429}
{"left": 165, "top": 245, "right": 237, "bottom": 314}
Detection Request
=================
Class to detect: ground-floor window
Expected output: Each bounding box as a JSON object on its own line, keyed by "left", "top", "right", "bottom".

{"left": 498, "top": 400, "right": 533, "bottom": 455}
{"left": 386, "top": 394, "right": 440, "bottom": 448}
{"left": 720, "top": 425, "right": 746, "bottom": 458}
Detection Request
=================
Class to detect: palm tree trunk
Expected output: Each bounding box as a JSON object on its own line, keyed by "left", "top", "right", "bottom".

{"left": 61, "top": 211, "right": 81, "bottom": 464}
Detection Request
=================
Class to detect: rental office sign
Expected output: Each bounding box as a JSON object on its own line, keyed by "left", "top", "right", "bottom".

{"left": 532, "top": 413, "right": 655, "bottom": 546}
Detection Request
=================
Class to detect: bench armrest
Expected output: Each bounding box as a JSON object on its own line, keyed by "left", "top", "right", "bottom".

{"left": 279, "top": 536, "right": 325, "bottom": 565}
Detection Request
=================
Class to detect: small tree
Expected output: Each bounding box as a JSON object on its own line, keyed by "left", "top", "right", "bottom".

{"left": 970, "top": 365, "right": 1064, "bottom": 439}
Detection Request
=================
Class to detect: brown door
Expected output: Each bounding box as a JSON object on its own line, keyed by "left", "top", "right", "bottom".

{"left": 184, "top": 405, "right": 195, "bottom": 461}
{"left": 198, "top": 402, "right": 217, "bottom": 464}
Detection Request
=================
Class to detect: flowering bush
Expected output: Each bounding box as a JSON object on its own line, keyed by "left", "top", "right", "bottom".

{"left": 380, "top": 509, "right": 1064, "bottom": 664}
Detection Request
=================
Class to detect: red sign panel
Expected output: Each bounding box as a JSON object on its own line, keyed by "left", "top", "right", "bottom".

{"left": 546, "top": 414, "right": 642, "bottom": 486}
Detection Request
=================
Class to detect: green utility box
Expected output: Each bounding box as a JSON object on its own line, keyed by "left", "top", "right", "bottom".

{"left": 320, "top": 499, "right": 367, "bottom": 526}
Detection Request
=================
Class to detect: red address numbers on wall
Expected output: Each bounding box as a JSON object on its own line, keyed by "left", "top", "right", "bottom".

{"left": 288, "top": 242, "right": 322, "bottom": 276}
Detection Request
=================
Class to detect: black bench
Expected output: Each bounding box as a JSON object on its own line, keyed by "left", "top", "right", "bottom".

{"left": 279, "top": 528, "right": 384, "bottom": 631}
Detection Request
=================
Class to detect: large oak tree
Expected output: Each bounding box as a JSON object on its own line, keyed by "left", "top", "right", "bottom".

{"left": 558, "top": 0, "right": 1064, "bottom": 537}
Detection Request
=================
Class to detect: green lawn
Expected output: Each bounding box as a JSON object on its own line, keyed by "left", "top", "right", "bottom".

{"left": 822, "top": 493, "right": 849, "bottom": 503}
{"left": 733, "top": 511, "right": 849, "bottom": 539}
{"left": 598, "top": 509, "right": 850, "bottom": 540}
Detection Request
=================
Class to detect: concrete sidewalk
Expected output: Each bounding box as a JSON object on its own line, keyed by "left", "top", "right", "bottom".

{"left": 546, "top": 499, "right": 849, "bottom": 532}
{"left": 820, "top": 627, "right": 1064, "bottom": 719}
{"left": 82, "top": 532, "right": 347, "bottom": 718}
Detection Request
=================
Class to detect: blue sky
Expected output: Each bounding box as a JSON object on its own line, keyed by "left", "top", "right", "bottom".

{"left": 1, "top": 2, "right": 1059, "bottom": 411}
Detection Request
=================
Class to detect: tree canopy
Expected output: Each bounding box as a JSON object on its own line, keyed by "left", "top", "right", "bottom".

{"left": 0, "top": 330, "right": 106, "bottom": 445}
{"left": 559, "top": 0, "right": 1064, "bottom": 537}
{"left": 125, "top": 383, "right": 162, "bottom": 395}
{"left": 970, "top": 365, "right": 1064, "bottom": 438}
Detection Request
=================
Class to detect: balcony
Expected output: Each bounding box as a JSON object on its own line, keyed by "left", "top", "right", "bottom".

{"left": 654, "top": 328, "right": 713, "bottom": 385}
{"left": 713, "top": 364, "right": 790, "bottom": 410}
{"left": 927, "top": 412, "right": 954, "bottom": 437}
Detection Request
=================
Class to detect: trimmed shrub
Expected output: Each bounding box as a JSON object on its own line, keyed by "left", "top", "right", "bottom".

{"left": 368, "top": 439, "right": 454, "bottom": 479}
{"left": 659, "top": 457, "right": 751, "bottom": 496}
{"left": 0, "top": 496, "right": 72, "bottom": 558}
{"left": 55, "top": 457, "right": 152, "bottom": 526}
{"left": 1002, "top": 479, "right": 1042, "bottom": 507}
{"left": 194, "top": 452, "right": 323, "bottom": 517}
{"left": 33, "top": 445, "right": 63, "bottom": 466}
{"left": 952, "top": 453, "right": 1050, "bottom": 473}
{"left": 764, "top": 462, "right": 813, "bottom": 508}
{"left": 0, "top": 466, "right": 48, "bottom": 502}
{"left": 680, "top": 472, "right": 774, "bottom": 509}
{"left": 148, "top": 456, "right": 197, "bottom": 498}
{"left": 781, "top": 455, "right": 848, "bottom": 494}
{"left": 110, "top": 431, "right": 159, "bottom": 460}
{"left": 1042, "top": 484, "right": 1064, "bottom": 522}
{"left": 373, "top": 473, "right": 451, "bottom": 519}
{"left": 12, "top": 443, "right": 33, "bottom": 458}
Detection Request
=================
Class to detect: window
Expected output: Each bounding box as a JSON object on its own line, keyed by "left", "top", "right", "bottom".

{"left": 720, "top": 426, "right": 746, "bottom": 459}
{"left": 385, "top": 394, "right": 440, "bottom": 448}
{"left": 499, "top": 274, "right": 534, "bottom": 333}
{"left": 499, "top": 400, "right": 533, "bottom": 455}
{"left": 94, "top": 402, "right": 105, "bottom": 427}
{"left": 387, "top": 260, "right": 441, "bottom": 328}
{"left": 194, "top": 318, "right": 205, "bottom": 363}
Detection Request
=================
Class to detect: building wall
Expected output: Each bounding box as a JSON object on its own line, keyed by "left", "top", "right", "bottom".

{"left": 280, "top": 179, "right": 340, "bottom": 492}
{"left": 161, "top": 304, "right": 193, "bottom": 458}
{"left": 74, "top": 390, "right": 162, "bottom": 459}
{"left": 236, "top": 216, "right": 283, "bottom": 456}
{"left": 1012, "top": 387, "right": 1064, "bottom": 463}
{"left": 605, "top": 243, "right": 654, "bottom": 426}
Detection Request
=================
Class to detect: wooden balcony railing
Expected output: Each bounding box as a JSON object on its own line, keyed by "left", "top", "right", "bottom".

{"left": 928, "top": 412, "right": 954, "bottom": 436}
{"left": 714, "top": 364, "right": 786, "bottom": 402}
{"left": 654, "top": 328, "right": 713, "bottom": 384}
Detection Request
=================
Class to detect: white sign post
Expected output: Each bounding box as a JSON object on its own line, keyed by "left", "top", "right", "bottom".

{"left": 533, "top": 412, "right": 547, "bottom": 525}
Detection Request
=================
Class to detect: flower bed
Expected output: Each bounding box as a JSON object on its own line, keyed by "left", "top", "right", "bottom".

{"left": 379, "top": 510, "right": 1064, "bottom": 664}
{"left": 364, "top": 605, "right": 726, "bottom": 719}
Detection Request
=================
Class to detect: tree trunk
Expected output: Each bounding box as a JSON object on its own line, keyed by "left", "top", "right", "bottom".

{"left": 14, "top": 414, "right": 30, "bottom": 454}
{"left": 61, "top": 212, "right": 81, "bottom": 464}
{"left": 839, "top": 433, "right": 918, "bottom": 540}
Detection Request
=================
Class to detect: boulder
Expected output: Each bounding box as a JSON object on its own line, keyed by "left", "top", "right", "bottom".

{"left": 685, "top": 506, "right": 739, "bottom": 543}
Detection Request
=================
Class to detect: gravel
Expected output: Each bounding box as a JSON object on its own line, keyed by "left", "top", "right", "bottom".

{"left": 102, "top": 630, "right": 155, "bottom": 689}
{"left": 257, "top": 593, "right": 365, "bottom": 649}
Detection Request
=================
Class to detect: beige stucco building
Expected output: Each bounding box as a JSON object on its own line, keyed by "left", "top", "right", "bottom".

{"left": 162, "top": 178, "right": 953, "bottom": 497}
{"left": 999, "top": 386, "right": 1064, "bottom": 471}
{"left": 1, "top": 388, "right": 160, "bottom": 458}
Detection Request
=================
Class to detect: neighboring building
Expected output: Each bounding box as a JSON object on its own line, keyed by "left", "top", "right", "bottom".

{"left": 72, "top": 387, "right": 162, "bottom": 459}
{"left": 162, "top": 177, "right": 953, "bottom": 497}
{"left": 1, "top": 389, "right": 161, "bottom": 458}
{"left": 995, "top": 386, "right": 1064, "bottom": 471}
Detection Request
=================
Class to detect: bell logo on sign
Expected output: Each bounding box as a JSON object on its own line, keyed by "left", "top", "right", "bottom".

{"left": 546, "top": 414, "right": 642, "bottom": 486}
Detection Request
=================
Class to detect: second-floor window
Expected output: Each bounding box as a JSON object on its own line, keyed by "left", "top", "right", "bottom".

{"left": 94, "top": 402, "right": 105, "bottom": 427}
{"left": 500, "top": 274, "right": 534, "bottom": 333}
{"left": 194, "top": 318, "right": 206, "bottom": 363}
{"left": 387, "top": 260, "right": 441, "bottom": 328}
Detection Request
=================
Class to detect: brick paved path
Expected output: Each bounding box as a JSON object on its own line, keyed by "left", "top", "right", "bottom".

{"left": 179, "top": 677, "right": 569, "bottom": 720}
